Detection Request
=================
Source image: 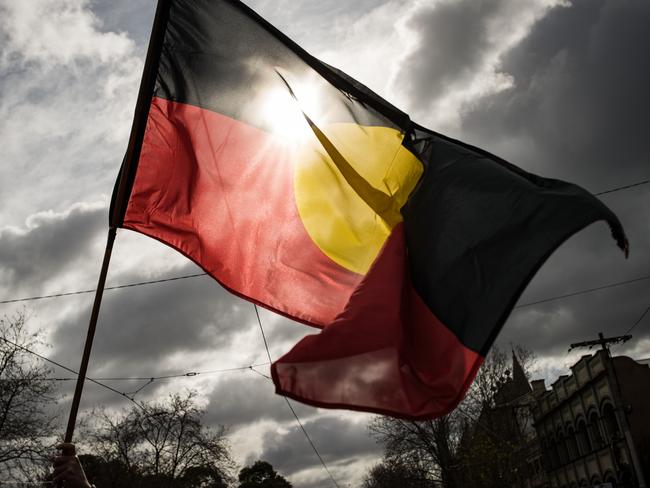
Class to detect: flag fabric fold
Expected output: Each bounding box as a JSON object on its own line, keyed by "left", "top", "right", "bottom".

{"left": 111, "top": 0, "right": 627, "bottom": 419}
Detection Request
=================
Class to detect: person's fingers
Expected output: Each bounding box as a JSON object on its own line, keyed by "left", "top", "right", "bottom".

{"left": 56, "top": 442, "right": 76, "bottom": 456}
{"left": 50, "top": 446, "right": 88, "bottom": 487}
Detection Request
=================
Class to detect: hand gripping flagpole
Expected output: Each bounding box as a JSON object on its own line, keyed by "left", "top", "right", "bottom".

{"left": 60, "top": 0, "right": 171, "bottom": 457}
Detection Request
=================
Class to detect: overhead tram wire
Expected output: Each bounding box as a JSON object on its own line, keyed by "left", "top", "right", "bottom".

{"left": 4, "top": 272, "right": 649, "bottom": 314}
{"left": 514, "top": 274, "right": 650, "bottom": 309}
{"left": 0, "top": 174, "right": 646, "bottom": 306}
{"left": 0, "top": 334, "right": 268, "bottom": 398}
{"left": 624, "top": 306, "right": 650, "bottom": 336}
{"left": 594, "top": 178, "right": 650, "bottom": 196}
{"left": 5, "top": 315, "right": 341, "bottom": 488}
{"left": 606, "top": 306, "right": 650, "bottom": 354}
{"left": 0, "top": 330, "right": 270, "bottom": 397}
{"left": 0, "top": 176, "right": 646, "bottom": 306}
{"left": 253, "top": 304, "right": 341, "bottom": 488}
{"left": 0, "top": 272, "right": 208, "bottom": 305}
{"left": 0, "top": 336, "right": 232, "bottom": 456}
{"left": 0, "top": 334, "right": 147, "bottom": 406}
{"left": 6, "top": 363, "right": 272, "bottom": 383}
{"left": 0, "top": 330, "right": 294, "bottom": 472}
{"left": 0, "top": 174, "right": 650, "bottom": 305}
{"left": 0, "top": 332, "right": 281, "bottom": 446}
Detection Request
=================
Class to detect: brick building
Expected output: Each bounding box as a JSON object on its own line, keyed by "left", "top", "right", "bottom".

{"left": 531, "top": 348, "right": 650, "bottom": 487}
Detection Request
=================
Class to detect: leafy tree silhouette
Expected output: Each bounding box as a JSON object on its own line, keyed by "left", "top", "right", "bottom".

{"left": 238, "top": 460, "right": 292, "bottom": 488}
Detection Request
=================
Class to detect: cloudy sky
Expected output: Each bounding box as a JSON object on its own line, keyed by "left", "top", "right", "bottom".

{"left": 0, "top": 0, "right": 648, "bottom": 486}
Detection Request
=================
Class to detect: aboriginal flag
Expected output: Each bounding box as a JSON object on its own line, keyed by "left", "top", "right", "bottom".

{"left": 111, "top": 0, "right": 627, "bottom": 419}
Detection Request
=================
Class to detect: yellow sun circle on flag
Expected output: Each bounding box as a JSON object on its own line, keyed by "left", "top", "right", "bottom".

{"left": 293, "top": 123, "right": 423, "bottom": 275}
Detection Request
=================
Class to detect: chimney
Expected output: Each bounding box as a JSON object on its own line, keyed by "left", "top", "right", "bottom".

{"left": 531, "top": 379, "right": 546, "bottom": 396}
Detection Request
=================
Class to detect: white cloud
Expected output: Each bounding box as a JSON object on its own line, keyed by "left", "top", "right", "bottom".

{"left": 0, "top": 0, "right": 133, "bottom": 68}
{"left": 393, "top": 0, "right": 566, "bottom": 131}
{"left": 314, "top": 1, "right": 420, "bottom": 104}
{"left": 0, "top": 0, "right": 142, "bottom": 226}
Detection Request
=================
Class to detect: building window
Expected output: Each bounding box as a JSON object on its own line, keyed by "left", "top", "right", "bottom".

{"left": 567, "top": 426, "right": 579, "bottom": 460}
{"left": 602, "top": 403, "right": 620, "bottom": 440}
{"left": 550, "top": 435, "right": 561, "bottom": 469}
{"left": 557, "top": 429, "right": 568, "bottom": 466}
{"left": 588, "top": 411, "right": 604, "bottom": 449}
{"left": 576, "top": 419, "right": 591, "bottom": 455}
{"left": 540, "top": 438, "right": 553, "bottom": 471}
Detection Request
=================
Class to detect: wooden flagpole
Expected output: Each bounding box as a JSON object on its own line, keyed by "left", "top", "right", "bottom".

{"left": 60, "top": 0, "right": 171, "bottom": 453}
{"left": 62, "top": 227, "right": 116, "bottom": 446}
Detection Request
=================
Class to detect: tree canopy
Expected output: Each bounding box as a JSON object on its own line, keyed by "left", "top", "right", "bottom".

{"left": 0, "top": 312, "right": 57, "bottom": 481}
{"left": 366, "top": 345, "right": 537, "bottom": 488}
{"left": 82, "top": 391, "right": 233, "bottom": 488}
{"left": 238, "top": 460, "right": 292, "bottom": 488}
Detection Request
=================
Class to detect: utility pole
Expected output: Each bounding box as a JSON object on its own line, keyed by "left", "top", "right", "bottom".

{"left": 568, "top": 332, "right": 631, "bottom": 352}
{"left": 570, "top": 332, "right": 646, "bottom": 488}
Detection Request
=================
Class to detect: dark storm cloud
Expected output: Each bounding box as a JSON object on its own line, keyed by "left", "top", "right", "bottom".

{"left": 400, "top": 0, "right": 505, "bottom": 102}
{"left": 452, "top": 1, "right": 650, "bottom": 358}
{"left": 0, "top": 203, "right": 254, "bottom": 387}
{"left": 203, "top": 373, "right": 318, "bottom": 428}
{"left": 0, "top": 204, "right": 106, "bottom": 294}
{"left": 89, "top": 0, "right": 156, "bottom": 51}
{"left": 507, "top": 274, "right": 649, "bottom": 354}
{"left": 51, "top": 264, "right": 251, "bottom": 374}
{"left": 43, "top": 260, "right": 262, "bottom": 412}
{"left": 461, "top": 0, "right": 650, "bottom": 187}
{"left": 259, "top": 414, "right": 380, "bottom": 476}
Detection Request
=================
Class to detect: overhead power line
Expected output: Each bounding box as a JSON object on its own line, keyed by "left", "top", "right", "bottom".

{"left": 3, "top": 319, "right": 340, "bottom": 488}
{"left": 514, "top": 274, "right": 650, "bottom": 309}
{"left": 8, "top": 363, "right": 271, "bottom": 383}
{"left": 625, "top": 306, "right": 650, "bottom": 336}
{"left": 0, "top": 176, "right": 645, "bottom": 307}
{"left": 0, "top": 334, "right": 143, "bottom": 403}
{"left": 253, "top": 304, "right": 341, "bottom": 488}
{"left": 0, "top": 334, "right": 267, "bottom": 397}
{"left": 4, "top": 271, "right": 648, "bottom": 315}
{"left": 595, "top": 178, "right": 650, "bottom": 196}
{"left": 0, "top": 273, "right": 208, "bottom": 305}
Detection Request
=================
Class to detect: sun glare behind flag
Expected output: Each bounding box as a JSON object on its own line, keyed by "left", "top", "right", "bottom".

{"left": 110, "top": 0, "right": 627, "bottom": 420}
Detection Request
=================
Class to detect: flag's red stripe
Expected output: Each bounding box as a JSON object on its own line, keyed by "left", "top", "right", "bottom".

{"left": 124, "top": 97, "right": 362, "bottom": 327}
{"left": 272, "top": 224, "right": 483, "bottom": 420}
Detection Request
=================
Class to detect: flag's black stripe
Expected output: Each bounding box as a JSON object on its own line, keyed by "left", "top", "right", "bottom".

{"left": 402, "top": 127, "right": 626, "bottom": 355}
{"left": 155, "top": 0, "right": 408, "bottom": 134}
{"left": 227, "top": 0, "right": 408, "bottom": 127}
